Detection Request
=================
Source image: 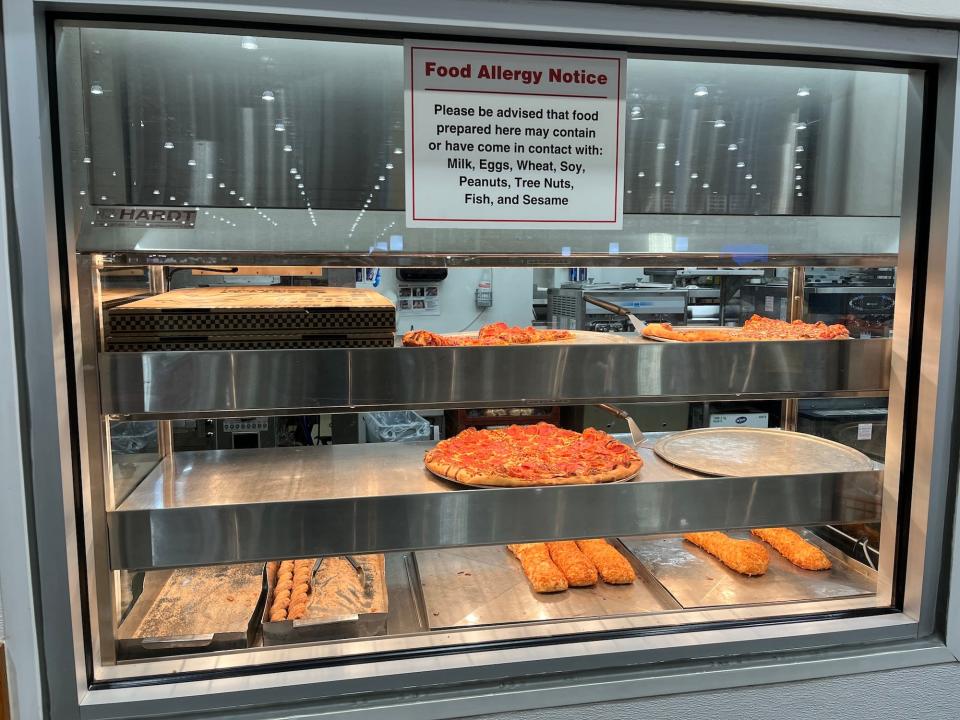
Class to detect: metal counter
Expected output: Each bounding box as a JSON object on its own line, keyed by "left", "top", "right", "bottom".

{"left": 100, "top": 338, "right": 892, "bottom": 418}
{"left": 107, "top": 441, "right": 882, "bottom": 570}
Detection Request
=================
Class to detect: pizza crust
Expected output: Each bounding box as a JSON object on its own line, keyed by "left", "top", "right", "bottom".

{"left": 425, "top": 449, "right": 643, "bottom": 488}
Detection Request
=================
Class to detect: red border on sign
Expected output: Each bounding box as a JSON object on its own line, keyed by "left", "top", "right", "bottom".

{"left": 409, "top": 46, "right": 622, "bottom": 224}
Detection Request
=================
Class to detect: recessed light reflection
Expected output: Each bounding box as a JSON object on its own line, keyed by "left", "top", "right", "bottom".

{"left": 796, "top": 145, "right": 805, "bottom": 152}
{"left": 289, "top": 168, "right": 298, "bottom": 174}
{"left": 241, "top": 36, "right": 259, "bottom": 50}
{"left": 727, "top": 144, "right": 738, "bottom": 151}
{"left": 297, "top": 183, "right": 304, "bottom": 189}
{"left": 206, "top": 173, "right": 214, "bottom": 179}
{"left": 694, "top": 85, "right": 708, "bottom": 97}
{"left": 187, "top": 159, "right": 197, "bottom": 167}
{"left": 795, "top": 175, "right": 802, "bottom": 180}
{"left": 82, "top": 156, "right": 91, "bottom": 164}
{"left": 745, "top": 173, "right": 753, "bottom": 180}
{"left": 378, "top": 175, "right": 386, "bottom": 181}
{"left": 163, "top": 141, "right": 174, "bottom": 149}
{"left": 374, "top": 184, "right": 381, "bottom": 190}
{"left": 750, "top": 183, "right": 758, "bottom": 189}
{"left": 275, "top": 121, "right": 285, "bottom": 132}
{"left": 219, "top": 182, "right": 226, "bottom": 188}
{"left": 656, "top": 142, "right": 666, "bottom": 150}
{"left": 797, "top": 86, "right": 811, "bottom": 97}
{"left": 690, "top": 172, "right": 699, "bottom": 179}
{"left": 702, "top": 182, "right": 710, "bottom": 189}
{"left": 637, "top": 171, "right": 645, "bottom": 178}
{"left": 261, "top": 90, "right": 275, "bottom": 102}
{"left": 283, "top": 144, "right": 293, "bottom": 152}
{"left": 152, "top": 189, "right": 160, "bottom": 195}
{"left": 736, "top": 161, "right": 745, "bottom": 168}
{"left": 674, "top": 160, "right": 680, "bottom": 167}
{"left": 385, "top": 163, "right": 394, "bottom": 170}
{"left": 393, "top": 148, "right": 404, "bottom": 155}
{"left": 795, "top": 122, "right": 807, "bottom": 131}
{"left": 654, "top": 181, "right": 662, "bottom": 187}
{"left": 90, "top": 83, "right": 103, "bottom": 96}
{"left": 713, "top": 119, "right": 726, "bottom": 128}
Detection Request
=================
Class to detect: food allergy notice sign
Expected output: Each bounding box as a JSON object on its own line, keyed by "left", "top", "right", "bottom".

{"left": 404, "top": 41, "right": 626, "bottom": 229}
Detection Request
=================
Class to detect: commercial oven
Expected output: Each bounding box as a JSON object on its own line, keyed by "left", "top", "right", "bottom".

{"left": 5, "top": 4, "right": 960, "bottom": 719}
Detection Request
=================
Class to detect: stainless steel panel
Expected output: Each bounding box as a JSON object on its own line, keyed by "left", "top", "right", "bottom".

{"left": 77, "top": 27, "right": 907, "bottom": 218}
{"left": 414, "top": 544, "right": 680, "bottom": 629}
{"left": 100, "top": 338, "right": 892, "bottom": 418}
{"left": 106, "top": 442, "right": 881, "bottom": 569}
{"left": 78, "top": 209, "right": 902, "bottom": 261}
{"left": 623, "top": 531, "right": 876, "bottom": 608}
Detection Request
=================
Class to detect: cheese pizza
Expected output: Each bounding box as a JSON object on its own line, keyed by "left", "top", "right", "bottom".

{"left": 424, "top": 422, "right": 642, "bottom": 488}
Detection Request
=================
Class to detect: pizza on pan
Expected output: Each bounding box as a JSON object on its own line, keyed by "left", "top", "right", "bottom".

{"left": 424, "top": 422, "right": 643, "bottom": 488}
{"left": 403, "top": 322, "right": 574, "bottom": 347}
{"left": 642, "top": 314, "right": 850, "bottom": 342}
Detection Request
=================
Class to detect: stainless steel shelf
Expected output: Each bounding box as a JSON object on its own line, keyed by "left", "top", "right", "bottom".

{"left": 100, "top": 338, "right": 891, "bottom": 418}
{"left": 107, "top": 441, "right": 882, "bottom": 570}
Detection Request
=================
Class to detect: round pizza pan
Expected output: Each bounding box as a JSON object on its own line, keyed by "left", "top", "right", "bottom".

{"left": 652, "top": 427, "right": 874, "bottom": 477}
{"left": 427, "top": 467, "right": 641, "bottom": 490}
{"left": 641, "top": 327, "right": 741, "bottom": 343}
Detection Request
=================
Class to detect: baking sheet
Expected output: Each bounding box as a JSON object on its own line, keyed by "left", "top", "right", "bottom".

{"left": 261, "top": 555, "right": 389, "bottom": 646}
{"left": 653, "top": 427, "right": 875, "bottom": 476}
{"left": 642, "top": 327, "right": 741, "bottom": 342}
{"left": 116, "top": 564, "right": 264, "bottom": 657}
{"left": 414, "top": 544, "right": 680, "bottom": 629}
{"left": 621, "top": 530, "right": 876, "bottom": 609}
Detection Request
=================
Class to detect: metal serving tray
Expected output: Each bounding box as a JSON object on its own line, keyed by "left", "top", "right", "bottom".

{"left": 621, "top": 530, "right": 876, "bottom": 609}
{"left": 414, "top": 543, "right": 680, "bottom": 629}
{"left": 116, "top": 564, "right": 265, "bottom": 659}
{"left": 653, "top": 427, "right": 876, "bottom": 477}
{"left": 261, "top": 555, "right": 389, "bottom": 646}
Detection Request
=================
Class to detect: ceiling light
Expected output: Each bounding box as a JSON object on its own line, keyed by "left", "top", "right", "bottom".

{"left": 289, "top": 168, "right": 298, "bottom": 174}
{"left": 241, "top": 36, "right": 259, "bottom": 50}
{"left": 745, "top": 173, "right": 753, "bottom": 180}
{"left": 795, "top": 184, "right": 801, "bottom": 190}
{"left": 637, "top": 171, "right": 645, "bottom": 178}
{"left": 283, "top": 144, "right": 293, "bottom": 152}
{"left": 654, "top": 181, "right": 662, "bottom": 187}
{"left": 274, "top": 121, "right": 285, "bottom": 132}
{"left": 385, "top": 163, "right": 394, "bottom": 170}
{"left": 797, "top": 192, "right": 803, "bottom": 197}
{"left": 297, "top": 183, "right": 304, "bottom": 189}
{"left": 736, "top": 161, "right": 745, "bottom": 168}
{"left": 152, "top": 189, "right": 159, "bottom": 195}
{"left": 690, "top": 172, "right": 699, "bottom": 179}
{"left": 630, "top": 105, "right": 643, "bottom": 118}
{"left": 99, "top": 195, "right": 107, "bottom": 201}
{"left": 795, "top": 175, "right": 802, "bottom": 180}
{"left": 218, "top": 182, "right": 226, "bottom": 188}
{"left": 90, "top": 83, "right": 103, "bottom": 96}
{"left": 82, "top": 156, "right": 91, "bottom": 164}
{"left": 229, "top": 190, "right": 237, "bottom": 195}
{"left": 795, "top": 122, "right": 807, "bottom": 131}
{"left": 674, "top": 160, "right": 680, "bottom": 167}
{"left": 261, "top": 90, "right": 275, "bottom": 102}
{"left": 79, "top": 190, "right": 86, "bottom": 196}
{"left": 796, "top": 145, "right": 805, "bottom": 152}
{"left": 238, "top": 196, "right": 244, "bottom": 202}
{"left": 794, "top": 163, "right": 802, "bottom": 169}
{"left": 374, "top": 184, "right": 381, "bottom": 190}
{"left": 378, "top": 175, "right": 386, "bottom": 181}
{"left": 393, "top": 147, "right": 403, "bottom": 155}
{"left": 163, "top": 141, "right": 174, "bottom": 149}
{"left": 694, "top": 85, "right": 708, "bottom": 97}
{"left": 702, "top": 182, "right": 710, "bottom": 189}
{"left": 187, "top": 159, "right": 197, "bottom": 167}
{"left": 206, "top": 173, "right": 214, "bottom": 179}
{"left": 797, "top": 86, "right": 811, "bottom": 97}
{"left": 169, "top": 195, "right": 175, "bottom": 201}
{"left": 656, "top": 142, "right": 666, "bottom": 150}
{"left": 713, "top": 119, "right": 726, "bottom": 128}
{"left": 750, "top": 183, "right": 758, "bottom": 189}
{"left": 727, "top": 144, "right": 738, "bottom": 151}
{"left": 755, "top": 191, "right": 761, "bottom": 195}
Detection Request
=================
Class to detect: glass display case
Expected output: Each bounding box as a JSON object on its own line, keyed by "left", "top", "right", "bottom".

{"left": 7, "top": 3, "right": 960, "bottom": 718}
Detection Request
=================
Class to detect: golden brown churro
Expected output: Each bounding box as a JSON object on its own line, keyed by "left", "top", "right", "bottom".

{"left": 576, "top": 539, "right": 637, "bottom": 584}
{"left": 507, "top": 544, "right": 569, "bottom": 593}
{"left": 751, "top": 528, "right": 832, "bottom": 570}
{"left": 683, "top": 532, "right": 769, "bottom": 576}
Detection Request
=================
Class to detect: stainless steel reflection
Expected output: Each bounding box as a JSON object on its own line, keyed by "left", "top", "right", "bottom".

{"left": 100, "top": 339, "right": 891, "bottom": 418}
{"left": 78, "top": 27, "right": 907, "bottom": 217}
{"left": 107, "top": 443, "right": 882, "bottom": 569}
{"left": 78, "top": 209, "right": 901, "bottom": 261}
